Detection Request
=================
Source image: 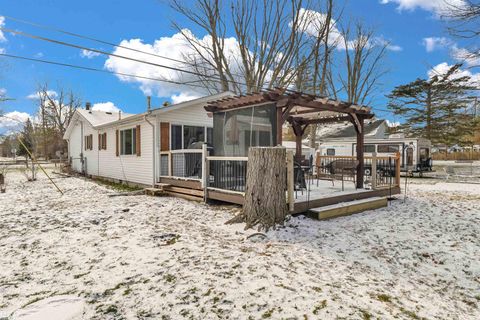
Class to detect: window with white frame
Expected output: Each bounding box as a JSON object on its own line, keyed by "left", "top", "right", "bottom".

{"left": 120, "top": 128, "right": 136, "bottom": 155}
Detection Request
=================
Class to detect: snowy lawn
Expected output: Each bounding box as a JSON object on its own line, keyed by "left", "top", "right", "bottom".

{"left": 0, "top": 169, "right": 479, "bottom": 319}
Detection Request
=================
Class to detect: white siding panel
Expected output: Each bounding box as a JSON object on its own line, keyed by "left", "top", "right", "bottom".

{"left": 68, "top": 121, "right": 83, "bottom": 173}
{"left": 83, "top": 123, "right": 98, "bottom": 176}
{"left": 157, "top": 104, "right": 213, "bottom": 126}
{"left": 97, "top": 120, "right": 154, "bottom": 186}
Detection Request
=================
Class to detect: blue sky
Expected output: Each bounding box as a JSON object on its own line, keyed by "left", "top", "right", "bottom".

{"left": 0, "top": 0, "right": 478, "bottom": 133}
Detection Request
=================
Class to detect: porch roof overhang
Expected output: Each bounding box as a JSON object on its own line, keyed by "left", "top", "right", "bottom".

{"left": 204, "top": 88, "right": 375, "bottom": 128}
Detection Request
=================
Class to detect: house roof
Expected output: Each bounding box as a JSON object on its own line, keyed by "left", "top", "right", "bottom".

{"left": 76, "top": 109, "right": 134, "bottom": 126}
{"left": 63, "top": 91, "right": 236, "bottom": 139}
{"left": 319, "top": 119, "right": 386, "bottom": 140}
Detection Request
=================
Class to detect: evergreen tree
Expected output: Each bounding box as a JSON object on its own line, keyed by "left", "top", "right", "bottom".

{"left": 387, "top": 64, "right": 477, "bottom": 146}
{"left": 18, "top": 119, "right": 35, "bottom": 159}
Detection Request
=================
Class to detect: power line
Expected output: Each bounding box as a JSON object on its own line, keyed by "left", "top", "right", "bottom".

{"left": 0, "top": 53, "right": 209, "bottom": 89}
{"left": 0, "top": 26, "right": 249, "bottom": 89}
{"left": 1, "top": 14, "right": 246, "bottom": 79}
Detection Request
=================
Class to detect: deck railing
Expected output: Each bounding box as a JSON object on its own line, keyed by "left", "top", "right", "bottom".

{"left": 204, "top": 156, "right": 248, "bottom": 192}
{"left": 159, "top": 149, "right": 205, "bottom": 180}
{"left": 315, "top": 152, "right": 401, "bottom": 189}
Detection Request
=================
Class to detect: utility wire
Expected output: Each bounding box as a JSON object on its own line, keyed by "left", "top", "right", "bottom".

{"left": 0, "top": 26, "right": 250, "bottom": 89}
{"left": 1, "top": 14, "right": 247, "bottom": 79}
{"left": 0, "top": 53, "right": 208, "bottom": 89}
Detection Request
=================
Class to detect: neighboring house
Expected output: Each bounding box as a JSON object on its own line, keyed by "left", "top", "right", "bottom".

{"left": 63, "top": 92, "right": 234, "bottom": 186}
{"left": 317, "top": 119, "right": 432, "bottom": 172}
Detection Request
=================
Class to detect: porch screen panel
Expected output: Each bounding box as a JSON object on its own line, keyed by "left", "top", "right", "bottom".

{"left": 213, "top": 103, "right": 276, "bottom": 156}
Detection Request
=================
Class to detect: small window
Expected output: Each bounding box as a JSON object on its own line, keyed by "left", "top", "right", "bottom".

{"left": 364, "top": 144, "right": 376, "bottom": 153}
{"left": 420, "top": 148, "right": 429, "bottom": 160}
{"left": 120, "top": 128, "right": 136, "bottom": 155}
{"left": 99, "top": 133, "right": 107, "bottom": 150}
{"left": 171, "top": 125, "right": 183, "bottom": 150}
{"left": 84, "top": 134, "right": 93, "bottom": 151}
{"left": 326, "top": 148, "right": 335, "bottom": 156}
{"left": 377, "top": 144, "right": 399, "bottom": 153}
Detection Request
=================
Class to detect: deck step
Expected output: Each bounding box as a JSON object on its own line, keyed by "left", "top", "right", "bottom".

{"left": 308, "top": 197, "right": 388, "bottom": 220}
{"left": 154, "top": 183, "right": 171, "bottom": 190}
{"left": 144, "top": 188, "right": 165, "bottom": 196}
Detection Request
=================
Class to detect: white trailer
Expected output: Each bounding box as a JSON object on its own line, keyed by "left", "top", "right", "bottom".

{"left": 318, "top": 137, "right": 433, "bottom": 174}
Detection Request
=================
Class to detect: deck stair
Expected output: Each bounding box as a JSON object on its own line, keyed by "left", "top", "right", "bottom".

{"left": 308, "top": 197, "right": 388, "bottom": 220}
{"left": 146, "top": 182, "right": 204, "bottom": 201}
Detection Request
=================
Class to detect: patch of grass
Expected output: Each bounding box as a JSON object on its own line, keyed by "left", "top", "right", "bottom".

{"left": 103, "top": 282, "right": 126, "bottom": 296}
{"left": 399, "top": 307, "right": 425, "bottom": 320}
{"left": 164, "top": 274, "right": 176, "bottom": 283}
{"left": 312, "top": 300, "right": 327, "bottom": 315}
{"left": 359, "top": 309, "right": 372, "bottom": 320}
{"left": 104, "top": 304, "right": 118, "bottom": 315}
{"left": 123, "top": 288, "right": 132, "bottom": 296}
{"left": 311, "top": 286, "right": 322, "bottom": 293}
{"left": 262, "top": 308, "right": 275, "bottom": 318}
{"left": 376, "top": 293, "right": 392, "bottom": 303}
{"left": 475, "top": 295, "right": 480, "bottom": 301}
{"left": 93, "top": 177, "right": 142, "bottom": 192}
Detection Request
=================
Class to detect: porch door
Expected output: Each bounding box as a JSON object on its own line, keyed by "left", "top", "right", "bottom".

{"left": 406, "top": 147, "right": 414, "bottom": 166}
{"left": 159, "top": 122, "right": 170, "bottom": 177}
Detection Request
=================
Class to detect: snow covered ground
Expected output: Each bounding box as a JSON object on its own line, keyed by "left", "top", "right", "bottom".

{"left": 0, "top": 169, "right": 479, "bottom": 319}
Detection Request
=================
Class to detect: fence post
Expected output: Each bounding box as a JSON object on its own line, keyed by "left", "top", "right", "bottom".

{"left": 286, "top": 150, "right": 294, "bottom": 213}
{"left": 371, "top": 152, "right": 377, "bottom": 189}
{"left": 395, "top": 151, "right": 401, "bottom": 187}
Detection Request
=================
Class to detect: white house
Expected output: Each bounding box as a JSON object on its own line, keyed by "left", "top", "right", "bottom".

{"left": 63, "top": 92, "right": 234, "bottom": 187}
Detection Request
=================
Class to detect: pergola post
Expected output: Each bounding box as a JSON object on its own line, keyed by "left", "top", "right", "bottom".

{"left": 355, "top": 116, "right": 365, "bottom": 189}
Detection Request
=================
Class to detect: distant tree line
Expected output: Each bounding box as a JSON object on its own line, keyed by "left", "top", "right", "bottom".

{"left": 0, "top": 83, "right": 81, "bottom": 159}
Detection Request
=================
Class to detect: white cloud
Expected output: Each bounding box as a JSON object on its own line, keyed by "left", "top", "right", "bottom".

{"left": 171, "top": 92, "right": 201, "bottom": 104}
{"left": 428, "top": 62, "right": 480, "bottom": 86}
{"left": 104, "top": 30, "right": 244, "bottom": 101}
{"left": 26, "top": 90, "right": 58, "bottom": 100}
{"left": 0, "top": 16, "right": 6, "bottom": 42}
{"left": 296, "top": 8, "right": 402, "bottom": 51}
{"left": 0, "top": 111, "right": 31, "bottom": 134}
{"left": 380, "top": 0, "right": 466, "bottom": 15}
{"left": 422, "top": 37, "right": 452, "bottom": 52}
{"left": 452, "top": 47, "right": 480, "bottom": 67}
{"left": 80, "top": 49, "right": 101, "bottom": 59}
{"left": 0, "top": 88, "right": 6, "bottom": 96}
{"left": 386, "top": 119, "right": 400, "bottom": 127}
{"left": 91, "top": 102, "right": 121, "bottom": 113}
{"left": 34, "top": 52, "right": 44, "bottom": 58}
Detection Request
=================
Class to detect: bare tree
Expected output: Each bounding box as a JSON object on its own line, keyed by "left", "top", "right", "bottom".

{"left": 335, "top": 23, "right": 389, "bottom": 105}
{"left": 34, "top": 83, "right": 82, "bottom": 158}
{"left": 170, "top": 0, "right": 324, "bottom": 94}
{"left": 445, "top": 1, "right": 480, "bottom": 67}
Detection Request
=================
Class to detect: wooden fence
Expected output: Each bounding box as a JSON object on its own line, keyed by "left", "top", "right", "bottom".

{"left": 432, "top": 151, "right": 480, "bottom": 161}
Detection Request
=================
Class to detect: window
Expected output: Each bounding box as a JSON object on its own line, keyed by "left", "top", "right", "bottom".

{"left": 170, "top": 125, "right": 212, "bottom": 150}
{"left": 84, "top": 134, "right": 93, "bottom": 151}
{"left": 98, "top": 133, "right": 107, "bottom": 150}
{"left": 377, "top": 144, "right": 399, "bottom": 153}
{"left": 183, "top": 125, "right": 205, "bottom": 148}
{"left": 120, "top": 128, "right": 136, "bottom": 155}
{"left": 364, "top": 144, "right": 376, "bottom": 153}
{"left": 171, "top": 125, "right": 183, "bottom": 150}
{"left": 420, "top": 148, "right": 429, "bottom": 160}
{"left": 326, "top": 148, "right": 335, "bottom": 156}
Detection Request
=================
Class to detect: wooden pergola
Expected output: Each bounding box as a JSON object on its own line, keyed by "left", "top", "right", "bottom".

{"left": 205, "top": 88, "right": 375, "bottom": 188}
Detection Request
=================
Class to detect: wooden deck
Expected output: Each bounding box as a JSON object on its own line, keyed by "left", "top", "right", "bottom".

{"left": 153, "top": 175, "right": 400, "bottom": 215}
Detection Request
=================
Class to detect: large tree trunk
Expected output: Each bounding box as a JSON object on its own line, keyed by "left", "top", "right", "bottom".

{"left": 236, "top": 147, "right": 288, "bottom": 231}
